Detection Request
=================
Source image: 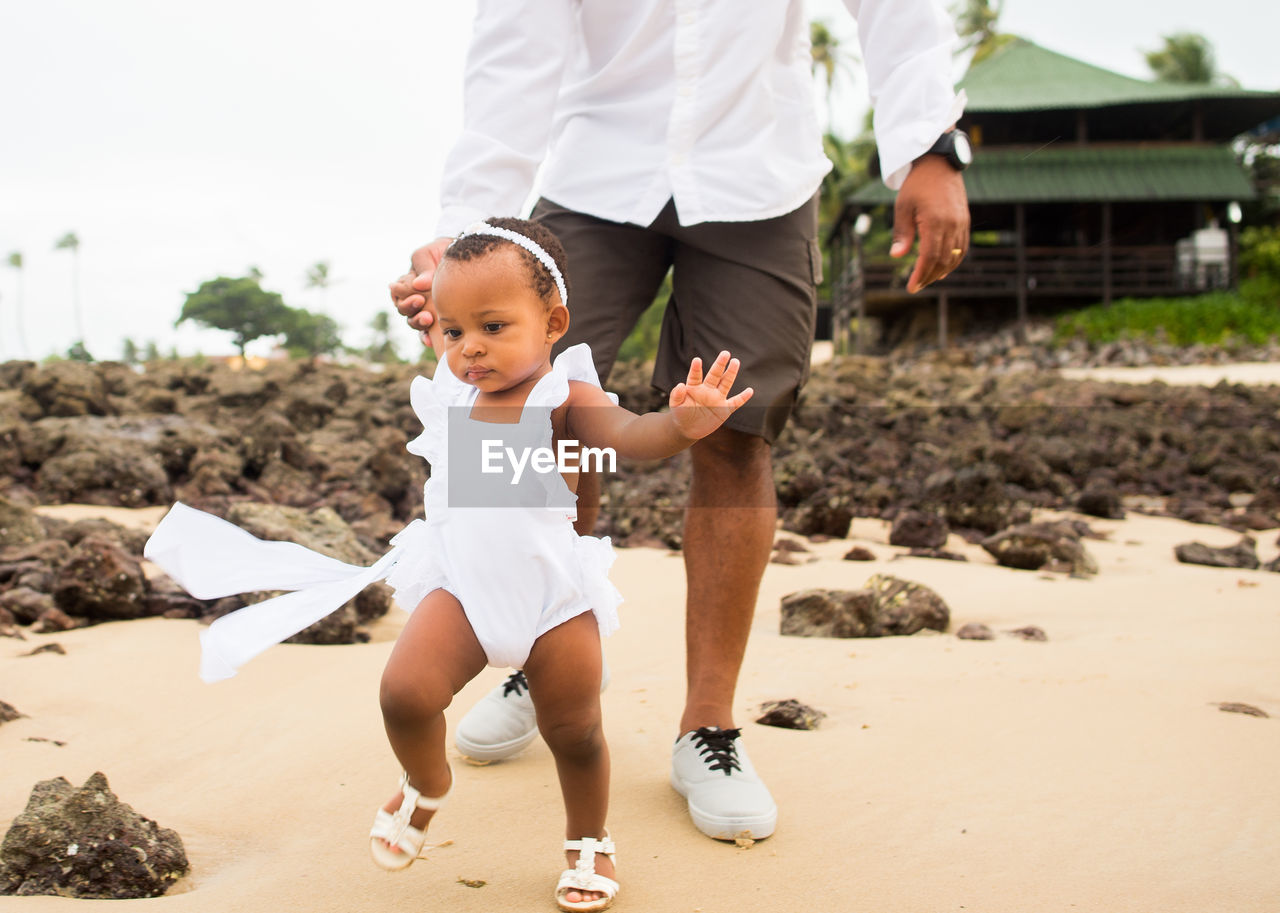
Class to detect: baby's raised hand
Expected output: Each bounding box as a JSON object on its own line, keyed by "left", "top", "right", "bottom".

{"left": 668, "top": 351, "right": 754, "bottom": 441}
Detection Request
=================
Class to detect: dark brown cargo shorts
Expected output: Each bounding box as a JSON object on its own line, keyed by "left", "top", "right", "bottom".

{"left": 532, "top": 195, "right": 820, "bottom": 444}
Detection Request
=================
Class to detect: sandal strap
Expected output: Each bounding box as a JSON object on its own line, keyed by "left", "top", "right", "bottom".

{"left": 563, "top": 835, "right": 616, "bottom": 856}
{"left": 399, "top": 770, "right": 451, "bottom": 811}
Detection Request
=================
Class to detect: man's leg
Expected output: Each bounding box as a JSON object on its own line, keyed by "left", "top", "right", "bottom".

{"left": 680, "top": 427, "right": 775, "bottom": 734}
{"left": 658, "top": 196, "right": 819, "bottom": 839}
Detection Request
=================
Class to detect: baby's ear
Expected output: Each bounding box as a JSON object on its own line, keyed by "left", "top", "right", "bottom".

{"left": 546, "top": 304, "right": 570, "bottom": 341}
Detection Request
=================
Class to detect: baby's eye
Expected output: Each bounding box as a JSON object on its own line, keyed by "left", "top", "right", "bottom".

{"left": 442, "top": 328, "right": 462, "bottom": 340}
{"left": 483, "top": 322, "right": 504, "bottom": 333}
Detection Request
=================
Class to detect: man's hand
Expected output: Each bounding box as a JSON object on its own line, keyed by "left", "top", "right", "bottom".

{"left": 890, "top": 155, "right": 970, "bottom": 294}
{"left": 389, "top": 237, "right": 452, "bottom": 348}
{"left": 669, "top": 351, "right": 754, "bottom": 441}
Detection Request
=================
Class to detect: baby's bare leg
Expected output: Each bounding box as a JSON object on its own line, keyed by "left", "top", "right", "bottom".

{"left": 377, "top": 589, "right": 487, "bottom": 847}
{"left": 523, "top": 611, "right": 614, "bottom": 903}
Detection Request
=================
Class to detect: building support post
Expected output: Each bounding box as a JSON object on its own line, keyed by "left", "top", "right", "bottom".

{"left": 1102, "top": 201, "right": 1113, "bottom": 307}
{"left": 1015, "top": 203, "right": 1028, "bottom": 344}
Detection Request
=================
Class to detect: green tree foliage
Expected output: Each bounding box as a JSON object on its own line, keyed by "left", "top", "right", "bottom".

{"left": 121, "top": 337, "right": 140, "bottom": 365}
{"left": 1145, "top": 32, "right": 1236, "bottom": 85}
{"left": 281, "top": 307, "right": 343, "bottom": 360}
{"left": 364, "top": 311, "right": 402, "bottom": 364}
{"left": 5, "top": 251, "right": 26, "bottom": 356}
{"left": 953, "top": 0, "right": 1013, "bottom": 64}
{"left": 65, "top": 340, "right": 93, "bottom": 362}
{"left": 809, "top": 19, "right": 860, "bottom": 131}
{"left": 616, "top": 271, "right": 672, "bottom": 363}
{"left": 1239, "top": 226, "right": 1280, "bottom": 283}
{"left": 177, "top": 274, "right": 292, "bottom": 359}
{"left": 53, "top": 231, "right": 84, "bottom": 343}
{"left": 144, "top": 340, "right": 162, "bottom": 362}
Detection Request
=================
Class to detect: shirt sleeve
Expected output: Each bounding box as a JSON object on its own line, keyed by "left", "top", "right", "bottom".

{"left": 843, "top": 0, "right": 967, "bottom": 190}
{"left": 434, "top": 0, "right": 574, "bottom": 237}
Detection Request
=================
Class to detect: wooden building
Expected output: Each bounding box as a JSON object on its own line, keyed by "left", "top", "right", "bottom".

{"left": 827, "top": 38, "right": 1280, "bottom": 351}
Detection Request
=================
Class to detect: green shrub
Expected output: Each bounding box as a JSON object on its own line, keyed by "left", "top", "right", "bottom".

{"left": 1240, "top": 225, "right": 1280, "bottom": 283}
{"left": 1053, "top": 277, "right": 1280, "bottom": 346}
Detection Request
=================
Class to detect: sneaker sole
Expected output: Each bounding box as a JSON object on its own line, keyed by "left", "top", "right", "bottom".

{"left": 454, "top": 726, "right": 539, "bottom": 762}
{"left": 670, "top": 773, "right": 778, "bottom": 841}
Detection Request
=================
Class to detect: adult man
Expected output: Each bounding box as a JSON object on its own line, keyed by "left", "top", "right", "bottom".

{"left": 391, "top": 0, "right": 969, "bottom": 842}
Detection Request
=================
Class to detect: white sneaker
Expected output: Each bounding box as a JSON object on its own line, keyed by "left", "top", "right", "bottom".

{"left": 454, "top": 671, "right": 539, "bottom": 762}
{"left": 670, "top": 727, "right": 777, "bottom": 840}
{"left": 454, "top": 664, "right": 611, "bottom": 762}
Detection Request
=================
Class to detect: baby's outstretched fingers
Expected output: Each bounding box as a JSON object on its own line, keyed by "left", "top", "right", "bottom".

{"left": 685, "top": 357, "right": 704, "bottom": 388}
{"left": 716, "top": 355, "right": 741, "bottom": 394}
{"left": 703, "top": 350, "right": 730, "bottom": 389}
{"left": 726, "top": 386, "right": 754, "bottom": 410}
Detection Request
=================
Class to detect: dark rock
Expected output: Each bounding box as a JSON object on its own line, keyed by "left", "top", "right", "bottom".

{"left": 1076, "top": 483, "right": 1125, "bottom": 519}
{"left": 1, "top": 539, "right": 72, "bottom": 567}
{"left": 0, "top": 498, "right": 45, "bottom": 548}
{"left": 52, "top": 535, "right": 148, "bottom": 621}
{"left": 772, "top": 538, "right": 810, "bottom": 553}
{"left": 781, "top": 494, "right": 854, "bottom": 539}
{"left": 1174, "top": 537, "right": 1260, "bottom": 570}
{"left": 981, "top": 522, "right": 1098, "bottom": 576}
{"left": 923, "top": 463, "right": 1017, "bottom": 535}
{"left": 20, "top": 361, "right": 112, "bottom": 417}
{"left": 769, "top": 551, "right": 801, "bottom": 565}
{"left": 46, "top": 518, "right": 147, "bottom": 555}
{"left": 755, "top": 699, "right": 826, "bottom": 730}
{"left": 1006, "top": 626, "right": 1048, "bottom": 641}
{"left": 956, "top": 622, "right": 995, "bottom": 640}
{"left": 1216, "top": 702, "right": 1268, "bottom": 718}
{"left": 780, "top": 574, "right": 949, "bottom": 639}
{"left": 0, "top": 772, "right": 189, "bottom": 897}
{"left": 33, "top": 606, "right": 78, "bottom": 634}
{"left": 0, "top": 701, "right": 25, "bottom": 725}
{"left": 20, "top": 643, "right": 66, "bottom": 656}
{"left": 35, "top": 440, "right": 171, "bottom": 509}
{"left": 906, "top": 547, "right": 968, "bottom": 562}
{"left": 1265, "top": 556, "right": 1280, "bottom": 574}
{"left": 842, "top": 546, "right": 876, "bottom": 561}
{"left": 0, "top": 588, "right": 56, "bottom": 625}
{"left": 888, "top": 510, "right": 949, "bottom": 549}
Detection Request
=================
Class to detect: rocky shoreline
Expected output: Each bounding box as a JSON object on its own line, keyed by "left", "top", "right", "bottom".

{"left": 1, "top": 349, "right": 1278, "bottom": 640}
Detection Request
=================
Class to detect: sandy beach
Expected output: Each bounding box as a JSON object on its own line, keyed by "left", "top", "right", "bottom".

{"left": 3, "top": 503, "right": 1279, "bottom": 913}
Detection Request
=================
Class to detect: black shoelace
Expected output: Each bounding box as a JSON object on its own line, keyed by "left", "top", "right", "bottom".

{"left": 502, "top": 670, "right": 529, "bottom": 698}
{"left": 691, "top": 727, "right": 743, "bottom": 776}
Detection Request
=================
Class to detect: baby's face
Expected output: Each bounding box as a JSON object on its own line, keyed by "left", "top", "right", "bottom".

{"left": 433, "top": 247, "right": 558, "bottom": 394}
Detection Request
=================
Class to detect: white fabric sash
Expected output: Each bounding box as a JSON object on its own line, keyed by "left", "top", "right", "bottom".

{"left": 144, "top": 503, "right": 415, "bottom": 683}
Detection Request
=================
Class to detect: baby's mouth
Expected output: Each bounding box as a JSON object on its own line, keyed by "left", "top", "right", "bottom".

{"left": 465, "top": 365, "right": 492, "bottom": 380}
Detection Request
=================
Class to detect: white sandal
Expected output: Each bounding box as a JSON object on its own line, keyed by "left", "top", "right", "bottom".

{"left": 368, "top": 770, "right": 450, "bottom": 871}
{"left": 555, "top": 834, "right": 619, "bottom": 912}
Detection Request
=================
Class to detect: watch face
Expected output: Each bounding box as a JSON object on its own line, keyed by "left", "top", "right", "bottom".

{"left": 954, "top": 132, "right": 973, "bottom": 166}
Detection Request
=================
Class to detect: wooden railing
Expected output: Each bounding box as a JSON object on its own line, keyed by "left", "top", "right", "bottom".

{"left": 858, "top": 245, "right": 1182, "bottom": 303}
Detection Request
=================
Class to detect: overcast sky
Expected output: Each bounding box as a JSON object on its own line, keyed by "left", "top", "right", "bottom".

{"left": 2, "top": 0, "right": 1276, "bottom": 362}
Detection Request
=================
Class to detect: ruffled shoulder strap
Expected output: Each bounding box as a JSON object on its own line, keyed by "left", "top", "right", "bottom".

{"left": 527, "top": 343, "right": 620, "bottom": 411}
{"left": 406, "top": 356, "right": 473, "bottom": 461}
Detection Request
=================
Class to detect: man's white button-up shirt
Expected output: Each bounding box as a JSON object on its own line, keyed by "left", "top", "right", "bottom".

{"left": 436, "top": 0, "right": 964, "bottom": 236}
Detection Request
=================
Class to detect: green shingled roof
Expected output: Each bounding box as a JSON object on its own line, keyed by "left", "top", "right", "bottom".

{"left": 848, "top": 145, "right": 1255, "bottom": 206}
{"left": 961, "top": 38, "right": 1280, "bottom": 113}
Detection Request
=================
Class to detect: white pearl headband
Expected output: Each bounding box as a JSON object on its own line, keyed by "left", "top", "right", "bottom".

{"left": 453, "top": 222, "right": 569, "bottom": 308}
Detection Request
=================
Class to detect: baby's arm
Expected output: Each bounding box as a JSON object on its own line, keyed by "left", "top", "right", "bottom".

{"left": 566, "top": 351, "right": 754, "bottom": 461}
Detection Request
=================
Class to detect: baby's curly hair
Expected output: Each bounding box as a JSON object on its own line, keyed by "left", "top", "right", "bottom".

{"left": 442, "top": 217, "right": 570, "bottom": 308}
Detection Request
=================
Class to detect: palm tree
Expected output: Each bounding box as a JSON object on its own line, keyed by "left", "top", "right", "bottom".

{"left": 306, "top": 260, "right": 333, "bottom": 314}
{"left": 53, "top": 232, "right": 84, "bottom": 343}
{"left": 809, "top": 20, "right": 860, "bottom": 131}
{"left": 1145, "top": 33, "right": 1236, "bottom": 86}
{"left": 6, "top": 251, "right": 27, "bottom": 357}
{"left": 953, "top": 0, "right": 1012, "bottom": 64}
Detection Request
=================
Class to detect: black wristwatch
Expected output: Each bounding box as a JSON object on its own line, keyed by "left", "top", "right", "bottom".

{"left": 923, "top": 129, "right": 973, "bottom": 171}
